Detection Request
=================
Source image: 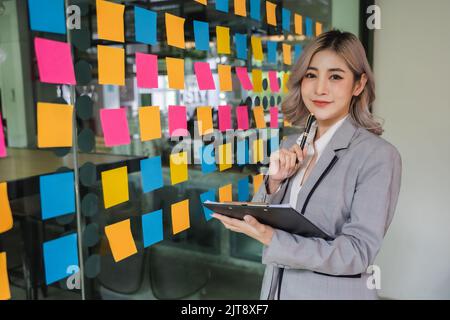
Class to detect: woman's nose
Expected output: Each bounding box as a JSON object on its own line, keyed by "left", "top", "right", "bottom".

{"left": 314, "top": 76, "right": 329, "bottom": 95}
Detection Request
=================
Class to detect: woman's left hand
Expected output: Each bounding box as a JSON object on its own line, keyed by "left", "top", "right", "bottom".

{"left": 211, "top": 213, "right": 274, "bottom": 246}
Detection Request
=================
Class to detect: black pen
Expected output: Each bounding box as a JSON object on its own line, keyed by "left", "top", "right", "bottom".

{"left": 295, "top": 113, "right": 315, "bottom": 163}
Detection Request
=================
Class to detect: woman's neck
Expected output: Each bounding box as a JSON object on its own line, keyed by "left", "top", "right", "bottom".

{"left": 314, "top": 113, "right": 349, "bottom": 141}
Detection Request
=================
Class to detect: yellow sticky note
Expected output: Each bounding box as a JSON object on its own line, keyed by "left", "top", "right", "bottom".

{"left": 253, "top": 106, "right": 266, "bottom": 129}
{"left": 139, "top": 106, "right": 161, "bottom": 141}
{"left": 37, "top": 102, "right": 73, "bottom": 148}
{"left": 234, "top": 0, "right": 247, "bottom": 17}
{"left": 165, "top": 13, "right": 185, "bottom": 49}
{"left": 195, "top": 0, "right": 207, "bottom": 5}
{"left": 104, "top": 219, "right": 138, "bottom": 262}
{"left": 252, "top": 69, "right": 263, "bottom": 93}
{"left": 295, "top": 14, "right": 303, "bottom": 35}
{"left": 253, "top": 139, "right": 264, "bottom": 163}
{"left": 283, "top": 43, "right": 292, "bottom": 65}
{"left": 316, "top": 22, "right": 323, "bottom": 36}
{"left": 251, "top": 36, "right": 264, "bottom": 61}
{"left": 0, "top": 252, "right": 10, "bottom": 300}
{"left": 101, "top": 166, "right": 129, "bottom": 209}
{"left": 98, "top": 45, "right": 125, "bottom": 86}
{"left": 219, "top": 184, "right": 232, "bottom": 202}
{"left": 166, "top": 57, "right": 185, "bottom": 90}
{"left": 170, "top": 151, "right": 188, "bottom": 185}
{"left": 96, "top": 0, "right": 124, "bottom": 42}
{"left": 283, "top": 72, "right": 290, "bottom": 93}
{"left": 218, "top": 64, "right": 232, "bottom": 92}
{"left": 253, "top": 174, "right": 264, "bottom": 194}
{"left": 197, "top": 107, "right": 213, "bottom": 136}
{"left": 0, "top": 182, "right": 12, "bottom": 234}
{"left": 219, "top": 143, "right": 232, "bottom": 171}
{"left": 266, "top": 1, "right": 277, "bottom": 26}
{"left": 171, "top": 199, "right": 190, "bottom": 234}
{"left": 216, "top": 26, "right": 231, "bottom": 54}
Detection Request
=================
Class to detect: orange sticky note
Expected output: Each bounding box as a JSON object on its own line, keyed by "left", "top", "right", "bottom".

{"left": 283, "top": 72, "right": 290, "bottom": 93}
{"left": 295, "top": 14, "right": 303, "bottom": 35}
{"left": 316, "top": 22, "right": 323, "bottom": 36}
{"left": 171, "top": 199, "right": 190, "bottom": 234}
{"left": 216, "top": 26, "right": 231, "bottom": 54}
{"left": 166, "top": 57, "right": 185, "bottom": 89}
{"left": 266, "top": 1, "right": 277, "bottom": 26}
{"left": 197, "top": 106, "right": 214, "bottom": 136}
{"left": 253, "top": 139, "right": 264, "bottom": 163}
{"left": 195, "top": 0, "right": 207, "bottom": 5}
{"left": 219, "top": 143, "right": 232, "bottom": 171}
{"left": 139, "top": 106, "right": 161, "bottom": 141}
{"left": 98, "top": 45, "right": 125, "bottom": 86}
{"left": 0, "top": 252, "right": 10, "bottom": 300}
{"left": 234, "top": 0, "right": 247, "bottom": 17}
{"left": 219, "top": 184, "right": 232, "bottom": 202}
{"left": 283, "top": 43, "right": 292, "bottom": 65}
{"left": 165, "top": 13, "right": 185, "bottom": 49}
{"left": 218, "top": 64, "right": 232, "bottom": 92}
{"left": 251, "top": 36, "right": 264, "bottom": 61}
{"left": 252, "top": 69, "right": 263, "bottom": 93}
{"left": 96, "top": 0, "right": 125, "bottom": 42}
{"left": 253, "top": 106, "right": 266, "bottom": 128}
{"left": 170, "top": 151, "right": 188, "bottom": 185}
{"left": 0, "top": 183, "right": 12, "bottom": 234}
{"left": 101, "top": 166, "right": 129, "bottom": 209}
{"left": 253, "top": 174, "right": 264, "bottom": 194}
{"left": 104, "top": 219, "right": 138, "bottom": 262}
{"left": 37, "top": 102, "right": 73, "bottom": 148}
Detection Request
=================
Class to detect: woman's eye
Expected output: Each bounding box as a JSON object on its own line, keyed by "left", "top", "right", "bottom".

{"left": 330, "top": 74, "right": 343, "bottom": 80}
{"left": 305, "top": 73, "right": 316, "bottom": 78}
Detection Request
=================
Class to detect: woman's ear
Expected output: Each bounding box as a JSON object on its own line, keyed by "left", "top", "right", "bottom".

{"left": 353, "top": 73, "right": 368, "bottom": 97}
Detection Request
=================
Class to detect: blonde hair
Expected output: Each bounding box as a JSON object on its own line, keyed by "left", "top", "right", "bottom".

{"left": 282, "top": 29, "right": 383, "bottom": 135}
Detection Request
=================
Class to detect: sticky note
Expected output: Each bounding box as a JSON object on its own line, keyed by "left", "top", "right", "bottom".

{"left": 28, "top": 0, "right": 66, "bottom": 34}
{"left": 219, "top": 143, "right": 232, "bottom": 171}
{"left": 295, "top": 14, "right": 303, "bottom": 35}
{"left": 168, "top": 105, "right": 188, "bottom": 137}
{"left": 295, "top": 45, "right": 303, "bottom": 62}
{"left": 237, "top": 138, "right": 249, "bottom": 165}
{"left": 105, "top": 219, "right": 138, "bottom": 262}
{"left": 139, "top": 106, "right": 162, "bottom": 141}
{"left": 236, "top": 67, "right": 253, "bottom": 90}
{"left": 136, "top": 53, "right": 158, "bottom": 89}
{"left": 218, "top": 64, "right": 232, "bottom": 92}
{"left": 201, "top": 144, "right": 217, "bottom": 174}
{"left": 170, "top": 151, "right": 188, "bottom": 185}
{"left": 142, "top": 210, "right": 164, "bottom": 248}
{"left": 238, "top": 177, "right": 249, "bottom": 202}
{"left": 140, "top": 156, "right": 164, "bottom": 193}
{"left": 34, "top": 37, "right": 76, "bottom": 85}
{"left": 40, "top": 172, "right": 75, "bottom": 220}
{"left": 171, "top": 199, "right": 190, "bottom": 234}
{"left": 195, "top": 0, "right": 207, "bottom": 4}
{"left": 234, "top": 0, "right": 247, "bottom": 17}
{"left": 200, "top": 190, "right": 216, "bottom": 221}
{"left": 250, "top": 0, "right": 261, "bottom": 21}
{"left": 43, "top": 233, "right": 79, "bottom": 285}
{"left": 0, "top": 112, "right": 5, "bottom": 158}
{"left": 267, "top": 41, "right": 278, "bottom": 64}
{"left": 253, "top": 106, "right": 266, "bottom": 128}
{"left": 253, "top": 174, "right": 264, "bottom": 194}
{"left": 268, "top": 71, "right": 280, "bottom": 93}
{"left": 283, "top": 43, "right": 292, "bottom": 65}
{"left": 37, "top": 102, "right": 73, "bottom": 148}
{"left": 234, "top": 33, "right": 248, "bottom": 60}
{"left": 316, "top": 22, "right": 323, "bottom": 36}
{"left": 193, "top": 20, "right": 210, "bottom": 51}
{"left": 101, "top": 166, "right": 129, "bottom": 209}
{"left": 305, "top": 17, "right": 313, "bottom": 37}
{"left": 283, "top": 72, "right": 290, "bottom": 93}
{"left": 253, "top": 139, "right": 264, "bottom": 163}
{"left": 216, "top": 0, "right": 229, "bottom": 13}
{"left": 166, "top": 57, "right": 185, "bottom": 89}
{"left": 252, "top": 69, "right": 263, "bottom": 93}
{"left": 266, "top": 1, "right": 277, "bottom": 26}
{"left": 98, "top": 45, "right": 125, "bottom": 86}
{"left": 218, "top": 105, "right": 232, "bottom": 132}
{"left": 284, "top": 119, "right": 292, "bottom": 127}
{"left": 219, "top": 184, "right": 232, "bottom": 202}
{"left": 236, "top": 105, "right": 249, "bottom": 130}
{"left": 216, "top": 26, "right": 231, "bottom": 54}
{"left": 100, "top": 108, "right": 130, "bottom": 147}
{"left": 270, "top": 107, "right": 279, "bottom": 128}
{"left": 251, "top": 36, "right": 264, "bottom": 61}
{"left": 135, "top": 6, "right": 157, "bottom": 45}
{"left": 96, "top": 0, "right": 125, "bottom": 42}
{"left": 0, "top": 252, "right": 10, "bottom": 300}
{"left": 194, "top": 62, "right": 216, "bottom": 90}
{"left": 197, "top": 106, "right": 214, "bottom": 136}
{"left": 0, "top": 183, "right": 12, "bottom": 234}
{"left": 282, "top": 8, "right": 291, "bottom": 32}
{"left": 165, "top": 13, "right": 185, "bottom": 49}
{"left": 270, "top": 130, "right": 280, "bottom": 153}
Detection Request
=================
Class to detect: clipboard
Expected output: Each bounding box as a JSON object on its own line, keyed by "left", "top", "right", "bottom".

{"left": 203, "top": 201, "right": 333, "bottom": 240}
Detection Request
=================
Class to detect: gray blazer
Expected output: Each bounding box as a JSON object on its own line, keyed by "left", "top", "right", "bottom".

{"left": 253, "top": 116, "right": 402, "bottom": 300}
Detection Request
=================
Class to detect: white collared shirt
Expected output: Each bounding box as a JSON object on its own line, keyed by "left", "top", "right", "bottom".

{"left": 289, "top": 114, "right": 349, "bottom": 209}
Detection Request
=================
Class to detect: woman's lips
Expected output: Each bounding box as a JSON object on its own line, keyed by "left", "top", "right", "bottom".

{"left": 312, "top": 100, "right": 332, "bottom": 107}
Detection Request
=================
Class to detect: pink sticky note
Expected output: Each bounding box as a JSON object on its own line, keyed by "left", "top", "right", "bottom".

{"left": 100, "top": 108, "right": 131, "bottom": 147}
{"left": 268, "top": 71, "right": 280, "bottom": 93}
{"left": 136, "top": 52, "right": 158, "bottom": 89}
{"left": 236, "top": 106, "right": 249, "bottom": 130}
{"left": 270, "top": 107, "right": 279, "bottom": 128}
{"left": 235, "top": 67, "right": 253, "bottom": 90}
{"left": 194, "top": 62, "right": 216, "bottom": 90}
{"left": 218, "top": 105, "right": 232, "bottom": 132}
{"left": 168, "top": 105, "right": 188, "bottom": 136}
{"left": 0, "top": 112, "right": 6, "bottom": 158}
{"left": 34, "top": 37, "right": 76, "bottom": 85}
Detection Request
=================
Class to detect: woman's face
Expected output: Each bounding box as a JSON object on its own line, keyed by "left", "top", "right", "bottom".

{"left": 301, "top": 49, "right": 366, "bottom": 124}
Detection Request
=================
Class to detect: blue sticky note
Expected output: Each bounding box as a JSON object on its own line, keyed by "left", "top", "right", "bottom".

{"left": 201, "top": 144, "right": 217, "bottom": 174}
{"left": 40, "top": 172, "right": 75, "bottom": 220}
{"left": 200, "top": 189, "right": 216, "bottom": 221}
{"left": 141, "top": 156, "right": 164, "bottom": 193}
{"left": 234, "top": 33, "right": 248, "bottom": 60}
{"left": 305, "top": 17, "right": 313, "bottom": 37}
{"left": 238, "top": 177, "right": 250, "bottom": 202}
{"left": 270, "top": 131, "right": 280, "bottom": 154}
{"left": 295, "top": 45, "right": 303, "bottom": 62}
{"left": 267, "top": 41, "right": 278, "bottom": 64}
{"left": 28, "top": 0, "right": 66, "bottom": 34}
{"left": 237, "top": 139, "right": 249, "bottom": 165}
{"left": 43, "top": 233, "right": 79, "bottom": 285}
{"left": 282, "top": 8, "right": 291, "bottom": 32}
{"left": 135, "top": 6, "right": 157, "bottom": 45}
{"left": 193, "top": 20, "right": 210, "bottom": 51}
{"left": 142, "top": 209, "right": 164, "bottom": 248}
{"left": 250, "top": 0, "right": 261, "bottom": 21}
{"left": 216, "top": 0, "right": 229, "bottom": 13}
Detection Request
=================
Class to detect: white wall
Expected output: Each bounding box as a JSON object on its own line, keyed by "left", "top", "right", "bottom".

{"left": 373, "top": 0, "right": 450, "bottom": 299}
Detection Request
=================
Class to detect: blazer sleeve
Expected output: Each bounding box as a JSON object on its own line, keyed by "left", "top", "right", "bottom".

{"left": 261, "top": 143, "right": 402, "bottom": 275}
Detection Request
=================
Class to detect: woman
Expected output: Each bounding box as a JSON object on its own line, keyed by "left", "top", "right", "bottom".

{"left": 212, "top": 30, "right": 402, "bottom": 300}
